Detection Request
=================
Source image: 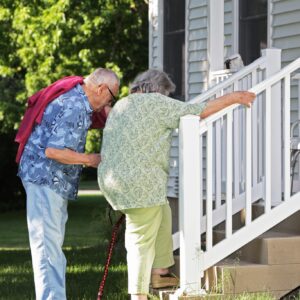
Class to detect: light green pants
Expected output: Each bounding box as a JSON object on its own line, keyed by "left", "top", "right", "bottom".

{"left": 122, "top": 203, "right": 174, "bottom": 294}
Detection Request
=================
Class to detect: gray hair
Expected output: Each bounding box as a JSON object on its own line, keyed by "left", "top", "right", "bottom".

{"left": 130, "top": 69, "right": 176, "bottom": 96}
{"left": 85, "top": 68, "right": 120, "bottom": 89}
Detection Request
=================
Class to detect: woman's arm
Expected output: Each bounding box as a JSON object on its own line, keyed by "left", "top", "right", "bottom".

{"left": 200, "top": 91, "right": 256, "bottom": 119}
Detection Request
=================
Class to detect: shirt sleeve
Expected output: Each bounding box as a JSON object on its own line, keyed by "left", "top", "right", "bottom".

{"left": 150, "top": 93, "right": 207, "bottom": 129}
{"left": 46, "top": 104, "right": 86, "bottom": 151}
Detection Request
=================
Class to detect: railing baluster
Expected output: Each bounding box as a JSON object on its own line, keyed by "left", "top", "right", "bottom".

{"left": 284, "top": 75, "right": 291, "bottom": 201}
{"left": 200, "top": 135, "right": 203, "bottom": 218}
{"left": 233, "top": 81, "right": 240, "bottom": 200}
{"left": 226, "top": 111, "right": 233, "bottom": 237}
{"left": 245, "top": 105, "right": 252, "bottom": 225}
{"left": 216, "top": 119, "right": 222, "bottom": 209}
{"left": 258, "top": 74, "right": 264, "bottom": 183}
{"left": 265, "top": 87, "right": 271, "bottom": 212}
{"left": 252, "top": 71, "right": 258, "bottom": 187}
{"left": 206, "top": 125, "right": 213, "bottom": 250}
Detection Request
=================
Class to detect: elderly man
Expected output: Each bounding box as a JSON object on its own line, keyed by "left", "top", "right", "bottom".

{"left": 98, "top": 69, "right": 255, "bottom": 300}
{"left": 16, "top": 68, "right": 119, "bottom": 300}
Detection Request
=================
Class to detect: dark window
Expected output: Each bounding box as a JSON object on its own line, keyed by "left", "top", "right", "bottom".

{"left": 164, "top": 0, "right": 185, "bottom": 100}
{"left": 239, "top": 0, "right": 267, "bottom": 65}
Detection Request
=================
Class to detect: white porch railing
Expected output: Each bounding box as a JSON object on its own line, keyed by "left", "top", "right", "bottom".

{"left": 173, "top": 57, "right": 300, "bottom": 297}
{"left": 210, "top": 69, "right": 233, "bottom": 86}
{"left": 168, "top": 49, "right": 279, "bottom": 200}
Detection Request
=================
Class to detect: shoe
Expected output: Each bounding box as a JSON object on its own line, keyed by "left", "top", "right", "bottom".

{"left": 150, "top": 273, "right": 179, "bottom": 289}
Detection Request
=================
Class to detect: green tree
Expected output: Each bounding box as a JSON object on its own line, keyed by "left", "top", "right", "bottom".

{"left": 0, "top": 0, "right": 148, "bottom": 210}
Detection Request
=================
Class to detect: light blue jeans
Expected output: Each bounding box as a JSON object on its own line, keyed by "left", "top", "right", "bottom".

{"left": 22, "top": 181, "right": 68, "bottom": 300}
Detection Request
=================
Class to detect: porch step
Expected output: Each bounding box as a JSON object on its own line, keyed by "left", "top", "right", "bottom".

{"left": 169, "top": 255, "right": 297, "bottom": 298}
{"left": 214, "top": 230, "right": 300, "bottom": 265}
{"left": 205, "top": 258, "right": 300, "bottom": 298}
{"left": 163, "top": 231, "right": 300, "bottom": 299}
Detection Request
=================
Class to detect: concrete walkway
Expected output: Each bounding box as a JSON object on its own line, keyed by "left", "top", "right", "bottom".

{"left": 78, "top": 189, "right": 102, "bottom": 196}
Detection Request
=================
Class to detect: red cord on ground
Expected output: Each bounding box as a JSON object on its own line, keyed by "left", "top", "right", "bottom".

{"left": 97, "top": 214, "right": 125, "bottom": 300}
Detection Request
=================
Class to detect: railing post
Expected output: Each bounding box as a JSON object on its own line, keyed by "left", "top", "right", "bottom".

{"left": 262, "top": 48, "right": 282, "bottom": 205}
{"left": 292, "top": 73, "right": 300, "bottom": 191}
{"left": 179, "top": 115, "right": 202, "bottom": 294}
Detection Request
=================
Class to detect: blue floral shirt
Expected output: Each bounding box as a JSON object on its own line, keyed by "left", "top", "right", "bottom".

{"left": 18, "top": 84, "right": 93, "bottom": 200}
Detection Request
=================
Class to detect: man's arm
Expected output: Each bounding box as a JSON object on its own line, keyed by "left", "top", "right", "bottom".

{"left": 200, "top": 91, "right": 256, "bottom": 119}
{"left": 45, "top": 148, "right": 101, "bottom": 168}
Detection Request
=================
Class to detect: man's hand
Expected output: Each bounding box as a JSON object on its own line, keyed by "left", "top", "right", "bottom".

{"left": 45, "top": 148, "right": 101, "bottom": 167}
{"left": 234, "top": 91, "right": 256, "bottom": 108}
{"left": 85, "top": 153, "right": 101, "bottom": 168}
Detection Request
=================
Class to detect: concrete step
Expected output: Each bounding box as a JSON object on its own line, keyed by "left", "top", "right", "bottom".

{"left": 214, "top": 230, "right": 300, "bottom": 265}
{"left": 272, "top": 210, "right": 300, "bottom": 234}
{"left": 233, "top": 231, "right": 300, "bottom": 265}
{"left": 206, "top": 258, "right": 300, "bottom": 298}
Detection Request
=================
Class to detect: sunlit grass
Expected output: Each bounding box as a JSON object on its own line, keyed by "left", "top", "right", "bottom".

{"left": 0, "top": 193, "right": 128, "bottom": 300}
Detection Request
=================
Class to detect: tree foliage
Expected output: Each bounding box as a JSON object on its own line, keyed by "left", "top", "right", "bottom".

{"left": 0, "top": 0, "right": 148, "bottom": 210}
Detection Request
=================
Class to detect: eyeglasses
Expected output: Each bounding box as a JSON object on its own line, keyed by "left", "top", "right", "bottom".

{"left": 106, "top": 86, "right": 117, "bottom": 105}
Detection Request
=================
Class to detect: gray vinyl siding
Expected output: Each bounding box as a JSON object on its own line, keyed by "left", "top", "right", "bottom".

{"left": 224, "top": 0, "right": 234, "bottom": 59}
{"left": 167, "top": 0, "right": 209, "bottom": 198}
{"left": 187, "top": 0, "right": 209, "bottom": 100}
{"left": 272, "top": 0, "right": 300, "bottom": 66}
{"left": 271, "top": 0, "right": 300, "bottom": 123}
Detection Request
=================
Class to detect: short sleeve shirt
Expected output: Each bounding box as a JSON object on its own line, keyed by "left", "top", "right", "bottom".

{"left": 98, "top": 93, "right": 206, "bottom": 210}
{"left": 18, "top": 84, "right": 93, "bottom": 200}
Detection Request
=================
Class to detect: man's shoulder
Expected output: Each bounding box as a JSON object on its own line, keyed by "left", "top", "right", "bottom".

{"left": 55, "top": 86, "right": 86, "bottom": 110}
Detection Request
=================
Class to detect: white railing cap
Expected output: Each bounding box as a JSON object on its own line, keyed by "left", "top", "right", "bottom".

{"left": 189, "top": 56, "right": 266, "bottom": 104}
{"left": 197, "top": 57, "right": 300, "bottom": 133}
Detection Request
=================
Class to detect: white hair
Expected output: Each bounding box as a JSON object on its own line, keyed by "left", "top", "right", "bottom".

{"left": 130, "top": 69, "right": 176, "bottom": 96}
{"left": 85, "top": 68, "right": 120, "bottom": 89}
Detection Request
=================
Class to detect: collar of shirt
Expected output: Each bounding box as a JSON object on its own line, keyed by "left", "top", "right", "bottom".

{"left": 75, "top": 84, "right": 94, "bottom": 114}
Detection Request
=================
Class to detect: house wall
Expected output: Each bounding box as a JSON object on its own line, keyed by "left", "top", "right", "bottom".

{"left": 148, "top": 0, "right": 209, "bottom": 100}
{"left": 271, "top": 0, "right": 300, "bottom": 123}
{"left": 224, "top": 0, "right": 234, "bottom": 59}
{"left": 149, "top": 0, "right": 300, "bottom": 197}
{"left": 186, "top": 0, "right": 209, "bottom": 100}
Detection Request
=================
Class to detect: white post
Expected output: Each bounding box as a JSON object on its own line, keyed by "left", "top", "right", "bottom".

{"left": 262, "top": 48, "right": 282, "bottom": 205}
{"left": 179, "top": 115, "right": 202, "bottom": 294}
{"left": 208, "top": 0, "right": 224, "bottom": 75}
{"left": 245, "top": 107, "right": 252, "bottom": 225}
{"left": 149, "top": 0, "right": 163, "bottom": 69}
{"left": 206, "top": 125, "right": 213, "bottom": 250}
{"left": 226, "top": 111, "right": 233, "bottom": 237}
{"left": 284, "top": 75, "right": 291, "bottom": 201}
{"left": 265, "top": 87, "right": 272, "bottom": 212}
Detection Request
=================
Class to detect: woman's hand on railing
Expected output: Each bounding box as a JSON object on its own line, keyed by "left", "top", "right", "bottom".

{"left": 234, "top": 91, "right": 256, "bottom": 108}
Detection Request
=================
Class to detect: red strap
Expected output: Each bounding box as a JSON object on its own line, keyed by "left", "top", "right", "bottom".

{"left": 97, "top": 214, "right": 125, "bottom": 300}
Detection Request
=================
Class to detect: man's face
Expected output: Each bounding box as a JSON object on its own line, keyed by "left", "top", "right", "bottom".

{"left": 93, "top": 83, "right": 119, "bottom": 112}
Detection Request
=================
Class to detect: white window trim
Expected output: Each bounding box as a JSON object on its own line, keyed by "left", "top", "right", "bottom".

{"left": 268, "top": 0, "right": 273, "bottom": 47}
{"left": 208, "top": 0, "right": 225, "bottom": 72}
{"left": 148, "top": 0, "right": 164, "bottom": 69}
{"left": 184, "top": 0, "right": 189, "bottom": 101}
{"left": 158, "top": 0, "right": 164, "bottom": 70}
{"left": 232, "top": 0, "right": 239, "bottom": 54}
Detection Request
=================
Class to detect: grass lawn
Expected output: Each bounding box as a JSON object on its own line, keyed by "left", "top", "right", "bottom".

{"left": 0, "top": 183, "right": 276, "bottom": 300}
{"left": 0, "top": 193, "right": 128, "bottom": 300}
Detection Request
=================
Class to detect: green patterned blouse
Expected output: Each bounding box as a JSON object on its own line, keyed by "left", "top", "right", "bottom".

{"left": 97, "top": 93, "right": 206, "bottom": 210}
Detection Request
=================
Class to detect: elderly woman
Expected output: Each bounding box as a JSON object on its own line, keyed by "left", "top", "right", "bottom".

{"left": 98, "top": 69, "right": 255, "bottom": 300}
